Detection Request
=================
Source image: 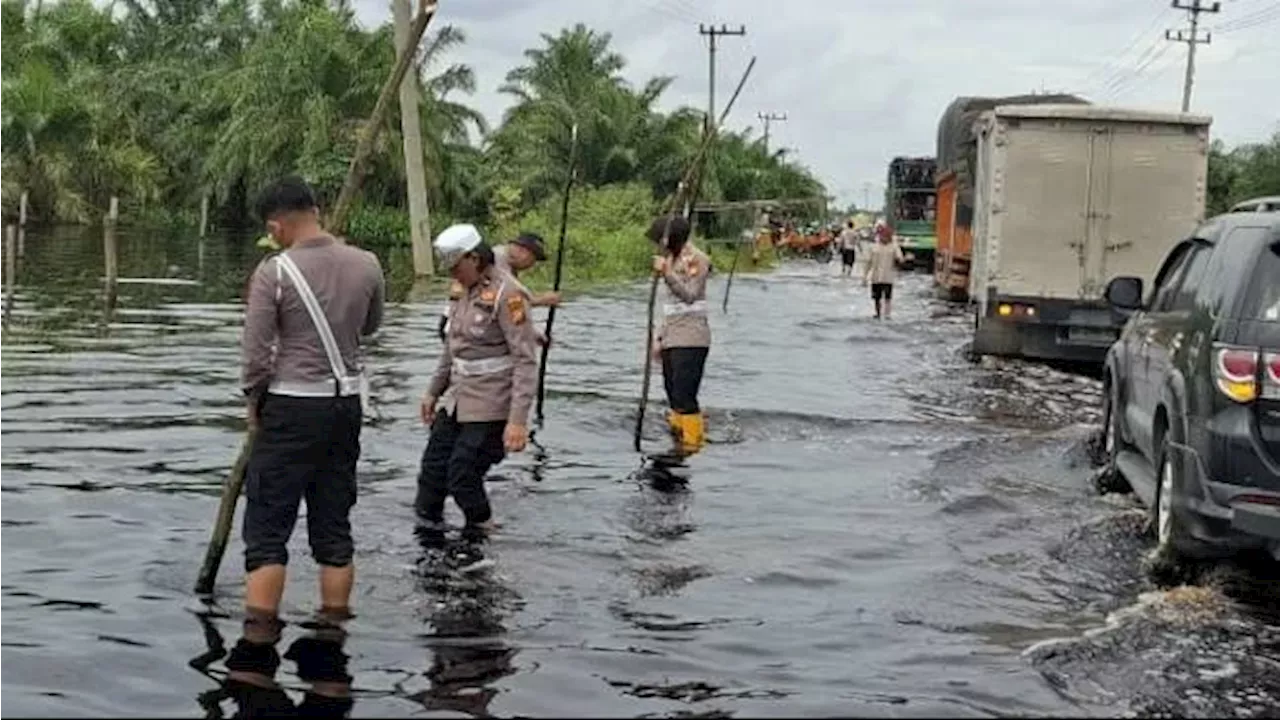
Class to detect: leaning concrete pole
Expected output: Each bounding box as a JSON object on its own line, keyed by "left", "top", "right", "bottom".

{"left": 393, "top": 0, "right": 434, "bottom": 276}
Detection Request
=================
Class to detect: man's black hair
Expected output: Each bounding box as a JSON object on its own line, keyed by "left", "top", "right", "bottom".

{"left": 647, "top": 214, "right": 691, "bottom": 254}
{"left": 255, "top": 177, "right": 318, "bottom": 222}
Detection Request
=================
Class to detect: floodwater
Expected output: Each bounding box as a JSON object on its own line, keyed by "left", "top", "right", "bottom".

{"left": 2, "top": 229, "right": 1277, "bottom": 717}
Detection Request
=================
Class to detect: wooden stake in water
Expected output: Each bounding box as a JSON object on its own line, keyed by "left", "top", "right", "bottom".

{"left": 18, "top": 190, "right": 28, "bottom": 258}
{"left": 199, "top": 194, "right": 209, "bottom": 238}
{"left": 193, "top": 431, "right": 254, "bottom": 596}
{"left": 4, "top": 225, "right": 16, "bottom": 323}
{"left": 103, "top": 197, "right": 119, "bottom": 311}
{"left": 535, "top": 122, "right": 579, "bottom": 424}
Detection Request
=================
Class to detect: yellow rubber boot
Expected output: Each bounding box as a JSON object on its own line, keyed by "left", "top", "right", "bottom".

{"left": 665, "top": 410, "right": 680, "bottom": 438}
{"left": 674, "top": 412, "right": 706, "bottom": 454}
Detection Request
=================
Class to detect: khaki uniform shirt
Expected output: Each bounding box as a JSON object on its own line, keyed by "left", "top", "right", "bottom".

{"left": 241, "top": 235, "right": 385, "bottom": 395}
{"left": 838, "top": 228, "right": 859, "bottom": 250}
{"left": 658, "top": 244, "right": 712, "bottom": 350}
{"left": 428, "top": 265, "right": 539, "bottom": 425}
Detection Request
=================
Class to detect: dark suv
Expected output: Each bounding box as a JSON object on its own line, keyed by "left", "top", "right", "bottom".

{"left": 1098, "top": 212, "right": 1280, "bottom": 564}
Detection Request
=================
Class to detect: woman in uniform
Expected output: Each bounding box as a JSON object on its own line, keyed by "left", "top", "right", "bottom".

{"left": 648, "top": 214, "right": 712, "bottom": 454}
{"left": 418, "top": 224, "right": 539, "bottom": 552}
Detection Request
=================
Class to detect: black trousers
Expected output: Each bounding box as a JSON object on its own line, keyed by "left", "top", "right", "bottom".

{"left": 415, "top": 410, "right": 505, "bottom": 529}
{"left": 661, "top": 346, "right": 709, "bottom": 414}
{"left": 243, "top": 395, "right": 362, "bottom": 573}
{"left": 840, "top": 248, "right": 857, "bottom": 268}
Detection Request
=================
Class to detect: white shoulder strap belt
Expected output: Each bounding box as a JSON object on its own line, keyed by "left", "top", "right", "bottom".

{"left": 272, "top": 253, "right": 365, "bottom": 401}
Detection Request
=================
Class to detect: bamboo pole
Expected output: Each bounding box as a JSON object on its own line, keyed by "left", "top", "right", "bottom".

{"left": 103, "top": 197, "right": 119, "bottom": 311}
{"left": 193, "top": 432, "right": 254, "bottom": 596}
{"left": 199, "top": 194, "right": 209, "bottom": 238}
{"left": 534, "top": 123, "right": 579, "bottom": 424}
{"left": 328, "top": 0, "right": 439, "bottom": 235}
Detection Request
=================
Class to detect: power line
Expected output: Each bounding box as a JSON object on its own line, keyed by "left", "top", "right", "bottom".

{"left": 1083, "top": 3, "right": 1176, "bottom": 88}
{"left": 1213, "top": 2, "right": 1280, "bottom": 31}
{"left": 1096, "top": 35, "right": 1166, "bottom": 97}
{"left": 1104, "top": 42, "right": 1175, "bottom": 100}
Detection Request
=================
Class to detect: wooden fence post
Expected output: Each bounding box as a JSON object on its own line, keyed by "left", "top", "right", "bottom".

{"left": 104, "top": 197, "right": 119, "bottom": 310}
{"left": 18, "top": 190, "right": 29, "bottom": 258}
{"left": 199, "top": 194, "right": 209, "bottom": 238}
{"left": 4, "top": 225, "right": 16, "bottom": 323}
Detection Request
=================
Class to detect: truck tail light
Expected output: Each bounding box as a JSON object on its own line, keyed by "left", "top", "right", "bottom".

{"left": 1214, "top": 344, "right": 1258, "bottom": 403}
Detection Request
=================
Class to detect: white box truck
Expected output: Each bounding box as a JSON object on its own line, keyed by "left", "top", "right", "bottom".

{"left": 968, "top": 104, "right": 1212, "bottom": 364}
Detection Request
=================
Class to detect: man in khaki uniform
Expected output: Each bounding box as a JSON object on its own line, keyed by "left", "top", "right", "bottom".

{"left": 417, "top": 224, "right": 539, "bottom": 561}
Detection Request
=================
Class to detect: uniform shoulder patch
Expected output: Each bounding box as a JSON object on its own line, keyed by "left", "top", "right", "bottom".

{"left": 480, "top": 288, "right": 498, "bottom": 304}
{"left": 506, "top": 294, "right": 527, "bottom": 325}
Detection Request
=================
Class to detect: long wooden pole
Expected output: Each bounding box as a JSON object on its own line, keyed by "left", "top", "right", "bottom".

{"left": 634, "top": 56, "right": 756, "bottom": 454}
{"left": 193, "top": 432, "right": 254, "bottom": 596}
{"left": 535, "top": 123, "right": 579, "bottom": 424}
{"left": 327, "top": 0, "right": 439, "bottom": 235}
{"left": 193, "top": 0, "right": 440, "bottom": 597}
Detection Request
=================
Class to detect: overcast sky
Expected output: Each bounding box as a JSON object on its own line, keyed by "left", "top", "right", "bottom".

{"left": 351, "top": 0, "right": 1280, "bottom": 207}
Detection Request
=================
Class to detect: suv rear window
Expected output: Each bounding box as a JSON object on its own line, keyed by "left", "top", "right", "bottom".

{"left": 1243, "top": 236, "right": 1280, "bottom": 322}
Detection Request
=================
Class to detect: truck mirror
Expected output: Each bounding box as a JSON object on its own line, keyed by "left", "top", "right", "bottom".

{"left": 1105, "top": 276, "right": 1145, "bottom": 310}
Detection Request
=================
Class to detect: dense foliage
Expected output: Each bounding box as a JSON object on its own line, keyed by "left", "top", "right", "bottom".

{"left": 1, "top": 0, "right": 827, "bottom": 249}
{"left": 1207, "top": 132, "right": 1280, "bottom": 215}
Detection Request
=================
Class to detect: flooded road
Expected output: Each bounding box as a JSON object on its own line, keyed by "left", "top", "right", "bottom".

{"left": 2, "top": 232, "right": 1277, "bottom": 717}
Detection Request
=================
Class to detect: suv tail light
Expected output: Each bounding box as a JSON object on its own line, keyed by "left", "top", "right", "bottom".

{"left": 1265, "top": 351, "right": 1280, "bottom": 401}
{"left": 1214, "top": 344, "right": 1258, "bottom": 403}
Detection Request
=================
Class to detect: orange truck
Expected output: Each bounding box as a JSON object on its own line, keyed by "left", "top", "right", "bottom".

{"left": 933, "top": 93, "right": 1089, "bottom": 301}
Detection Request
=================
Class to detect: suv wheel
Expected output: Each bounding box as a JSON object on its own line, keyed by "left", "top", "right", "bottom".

{"left": 1150, "top": 433, "right": 1207, "bottom": 569}
{"left": 1093, "top": 379, "right": 1132, "bottom": 494}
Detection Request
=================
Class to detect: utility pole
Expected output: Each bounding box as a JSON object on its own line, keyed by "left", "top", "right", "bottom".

{"left": 698, "top": 23, "right": 746, "bottom": 135}
{"left": 393, "top": 0, "right": 433, "bottom": 276}
{"left": 1166, "top": 0, "right": 1219, "bottom": 112}
{"left": 758, "top": 111, "right": 786, "bottom": 154}
{"left": 862, "top": 182, "right": 872, "bottom": 211}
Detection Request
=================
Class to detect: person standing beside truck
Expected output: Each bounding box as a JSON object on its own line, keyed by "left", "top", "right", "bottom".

{"left": 864, "top": 221, "right": 905, "bottom": 319}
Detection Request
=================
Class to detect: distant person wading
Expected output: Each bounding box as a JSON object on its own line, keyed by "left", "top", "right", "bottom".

{"left": 649, "top": 214, "right": 712, "bottom": 454}
{"left": 239, "top": 177, "right": 386, "bottom": 623}
{"left": 837, "top": 220, "right": 859, "bottom": 277}
{"left": 864, "top": 221, "right": 906, "bottom": 320}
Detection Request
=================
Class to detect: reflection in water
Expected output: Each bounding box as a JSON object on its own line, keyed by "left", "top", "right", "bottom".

{"left": 409, "top": 529, "right": 519, "bottom": 718}
{"left": 189, "top": 612, "right": 353, "bottom": 719}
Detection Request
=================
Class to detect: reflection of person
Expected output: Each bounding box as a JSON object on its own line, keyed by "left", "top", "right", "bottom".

{"left": 648, "top": 214, "right": 711, "bottom": 455}
{"left": 222, "top": 612, "right": 353, "bottom": 718}
{"left": 417, "top": 224, "right": 539, "bottom": 566}
{"left": 239, "top": 177, "right": 385, "bottom": 621}
{"left": 410, "top": 532, "right": 518, "bottom": 718}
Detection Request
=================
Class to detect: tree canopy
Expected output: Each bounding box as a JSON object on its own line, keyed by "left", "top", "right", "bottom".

{"left": 1, "top": 0, "right": 828, "bottom": 237}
